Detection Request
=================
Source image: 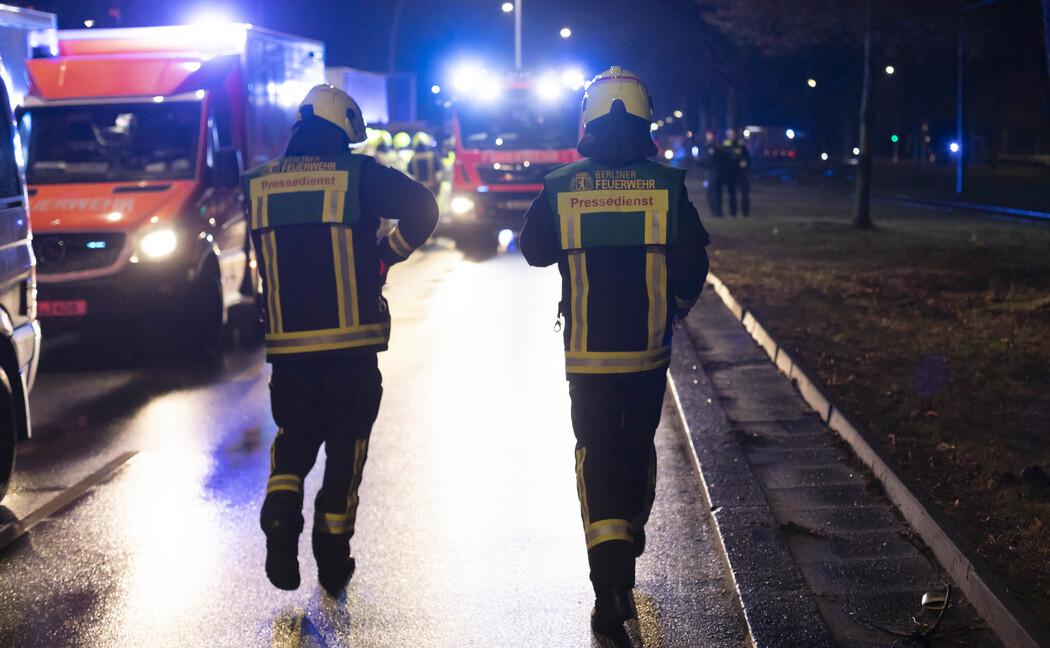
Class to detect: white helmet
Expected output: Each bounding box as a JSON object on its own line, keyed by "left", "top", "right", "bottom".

{"left": 581, "top": 66, "right": 653, "bottom": 126}
{"left": 295, "top": 84, "right": 367, "bottom": 144}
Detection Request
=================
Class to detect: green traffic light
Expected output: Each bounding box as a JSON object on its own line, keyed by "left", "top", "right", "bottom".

{"left": 891, "top": 135, "right": 899, "bottom": 143}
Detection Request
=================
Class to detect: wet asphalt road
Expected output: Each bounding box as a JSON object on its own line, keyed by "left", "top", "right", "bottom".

{"left": 0, "top": 239, "right": 748, "bottom": 647}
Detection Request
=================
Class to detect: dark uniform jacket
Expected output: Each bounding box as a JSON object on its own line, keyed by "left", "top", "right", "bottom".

{"left": 701, "top": 138, "right": 726, "bottom": 175}
{"left": 723, "top": 137, "right": 751, "bottom": 175}
{"left": 520, "top": 156, "right": 709, "bottom": 377}
{"left": 242, "top": 151, "right": 438, "bottom": 363}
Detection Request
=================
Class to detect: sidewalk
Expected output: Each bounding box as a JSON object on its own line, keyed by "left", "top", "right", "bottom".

{"left": 666, "top": 284, "right": 1005, "bottom": 648}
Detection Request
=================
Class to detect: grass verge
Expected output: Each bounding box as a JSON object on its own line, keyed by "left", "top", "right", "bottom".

{"left": 700, "top": 180, "right": 1050, "bottom": 624}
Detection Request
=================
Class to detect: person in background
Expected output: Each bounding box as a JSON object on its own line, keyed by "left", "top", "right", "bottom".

{"left": 519, "top": 66, "right": 710, "bottom": 641}
{"left": 242, "top": 84, "right": 438, "bottom": 597}
{"left": 407, "top": 131, "right": 439, "bottom": 194}
{"left": 723, "top": 127, "right": 751, "bottom": 217}
{"left": 700, "top": 128, "right": 725, "bottom": 218}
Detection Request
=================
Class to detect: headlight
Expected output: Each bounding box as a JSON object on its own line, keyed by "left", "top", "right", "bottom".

{"left": 140, "top": 229, "right": 177, "bottom": 258}
{"left": 451, "top": 196, "right": 475, "bottom": 214}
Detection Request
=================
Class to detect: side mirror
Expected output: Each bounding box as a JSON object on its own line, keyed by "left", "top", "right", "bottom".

{"left": 214, "top": 148, "right": 242, "bottom": 188}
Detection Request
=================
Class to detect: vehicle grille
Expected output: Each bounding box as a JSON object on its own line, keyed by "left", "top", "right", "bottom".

{"left": 475, "top": 162, "right": 558, "bottom": 185}
{"left": 33, "top": 233, "right": 126, "bottom": 275}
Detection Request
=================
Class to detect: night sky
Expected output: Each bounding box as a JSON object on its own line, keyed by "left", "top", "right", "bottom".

{"left": 10, "top": 0, "right": 1050, "bottom": 155}
{"left": 16, "top": 1, "right": 695, "bottom": 92}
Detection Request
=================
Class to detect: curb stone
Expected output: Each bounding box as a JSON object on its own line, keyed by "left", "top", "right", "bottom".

{"left": 667, "top": 322, "right": 836, "bottom": 648}
{"left": 670, "top": 273, "right": 1050, "bottom": 648}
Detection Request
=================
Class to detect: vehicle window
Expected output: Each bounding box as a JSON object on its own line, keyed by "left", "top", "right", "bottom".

{"left": 17, "top": 101, "right": 202, "bottom": 184}
{"left": 456, "top": 88, "right": 580, "bottom": 151}
{"left": 206, "top": 90, "right": 234, "bottom": 170}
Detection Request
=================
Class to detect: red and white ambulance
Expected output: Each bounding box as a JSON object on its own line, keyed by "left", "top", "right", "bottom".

{"left": 17, "top": 24, "right": 324, "bottom": 347}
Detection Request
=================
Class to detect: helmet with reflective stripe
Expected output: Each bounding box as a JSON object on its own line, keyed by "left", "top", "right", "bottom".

{"left": 581, "top": 66, "right": 653, "bottom": 126}
{"left": 295, "top": 84, "right": 367, "bottom": 145}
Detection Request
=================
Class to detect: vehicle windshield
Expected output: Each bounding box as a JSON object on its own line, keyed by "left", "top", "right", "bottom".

{"left": 456, "top": 88, "right": 580, "bottom": 151}
{"left": 18, "top": 101, "right": 201, "bottom": 184}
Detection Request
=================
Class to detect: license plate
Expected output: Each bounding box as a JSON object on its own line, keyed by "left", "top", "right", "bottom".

{"left": 38, "top": 300, "right": 87, "bottom": 317}
{"left": 500, "top": 200, "right": 532, "bottom": 210}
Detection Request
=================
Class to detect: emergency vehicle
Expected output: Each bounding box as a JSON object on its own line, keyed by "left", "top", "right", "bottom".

{"left": 16, "top": 24, "right": 325, "bottom": 348}
{"left": 443, "top": 69, "right": 583, "bottom": 251}
{"left": 0, "top": 4, "right": 53, "bottom": 501}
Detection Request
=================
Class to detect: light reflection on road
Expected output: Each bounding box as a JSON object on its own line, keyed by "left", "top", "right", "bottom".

{"left": 0, "top": 243, "right": 748, "bottom": 647}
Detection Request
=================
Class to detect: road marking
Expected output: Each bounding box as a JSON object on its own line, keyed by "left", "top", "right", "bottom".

{"left": 0, "top": 450, "right": 139, "bottom": 551}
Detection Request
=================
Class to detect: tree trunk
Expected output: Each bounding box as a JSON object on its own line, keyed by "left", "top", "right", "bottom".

{"left": 852, "top": 1, "right": 875, "bottom": 230}
{"left": 388, "top": 0, "right": 407, "bottom": 74}
{"left": 1043, "top": 0, "right": 1050, "bottom": 82}
{"left": 725, "top": 44, "right": 746, "bottom": 132}
{"left": 726, "top": 82, "right": 740, "bottom": 132}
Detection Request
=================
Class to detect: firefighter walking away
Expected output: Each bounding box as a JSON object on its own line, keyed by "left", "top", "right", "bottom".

{"left": 242, "top": 84, "right": 438, "bottom": 597}
{"left": 520, "top": 67, "right": 710, "bottom": 641}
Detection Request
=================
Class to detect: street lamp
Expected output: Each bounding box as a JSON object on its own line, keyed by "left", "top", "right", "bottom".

{"left": 560, "top": 27, "right": 571, "bottom": 38}
{"left": 514, "top": 0, "right": 522, "bottom": 70}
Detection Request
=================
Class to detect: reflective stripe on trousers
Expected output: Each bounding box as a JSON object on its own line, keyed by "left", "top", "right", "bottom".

{"left": 313, "top": 438, "right": 370, "bottom": 536}
{"left": 576, "top": 446, "right": 636, "bottom": 550}
{"left": 266, "top": 472, "right": 303, "bottom": 496}
{"left": 265, "top": 322, "right": 391, "bottom": 355}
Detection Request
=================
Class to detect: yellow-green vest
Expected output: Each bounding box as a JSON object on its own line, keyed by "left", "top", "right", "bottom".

{"left": 242, "top": 153, "right": 390, "bottom": 357}
{"left": 545, "top": 158, "right": 684, "bottom": 374}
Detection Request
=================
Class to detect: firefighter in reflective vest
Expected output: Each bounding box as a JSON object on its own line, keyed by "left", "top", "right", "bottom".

{"left": 407, "top": 131, "right": 439, "bottom": 194}
{"left": 520, "top": 67, "right": 710, "bottom": 639}
{"left": 242, "top": 84, "right": 439, "bottom": 597}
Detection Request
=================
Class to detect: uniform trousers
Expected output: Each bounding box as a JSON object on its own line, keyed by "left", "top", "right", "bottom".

{"left": 267, "top": 354, "right": 383, "bottom": 539}
{"left": 726, "top": 171, "right": 750, "bottom": 217}
{"left": 568, "top": 369, "right": 667, "bottom": 590}
{"left": 705, "top": 171, "right": 724, "bottom": 217}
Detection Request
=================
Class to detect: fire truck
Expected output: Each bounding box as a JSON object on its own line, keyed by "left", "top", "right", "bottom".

{"left": 17, "top": 24, "right": 325, "bottom": 349}
{"left": 443, "top": 70, "right": 583, "bottom": 252}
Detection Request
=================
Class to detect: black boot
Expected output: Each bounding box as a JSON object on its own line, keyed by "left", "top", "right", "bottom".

{"left": 313, "top": 530, "right": 355, "bottom": 597}
{"left": 591, "top": 582, "right": 636, "bottom": 639}
{"left": 260, "top": 491, "right": 304, "bottom": 591}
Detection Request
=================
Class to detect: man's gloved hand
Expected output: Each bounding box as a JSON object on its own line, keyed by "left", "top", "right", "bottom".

{"left": 673, "top": 307, "right": 691, "bottom": 330}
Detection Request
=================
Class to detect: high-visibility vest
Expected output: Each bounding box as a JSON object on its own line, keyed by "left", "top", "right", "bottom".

{"left": 408, "top": 149, "right": 437, "bottom": 189}
{"left": 545, "top": 158, "right": 684, "bottom": 375}
{"left": 242, "top": 152, "right": 390, "bottom": 357}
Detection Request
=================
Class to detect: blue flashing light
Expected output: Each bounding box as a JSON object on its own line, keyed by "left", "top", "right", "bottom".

{"left": 87, "top": 241, "right": 106, "bottom": 249}
{"left": 949, "top": 142, "right": 960, "bottom": 153}
{"left": 477, "top": 186, "right": 490, "bottom": 193}
{"left": 785, "top": 129, "right": 795, "bottom": 140}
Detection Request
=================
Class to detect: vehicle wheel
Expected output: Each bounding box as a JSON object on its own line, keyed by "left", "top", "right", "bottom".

{"left": 188, "top": 262, "right": 224, "bottom": 353}
{"left": 0, "top": 374, "right": 16, "bottom": 503}
{"left": 456, "top": 228, "right": 499, "bottom": 258}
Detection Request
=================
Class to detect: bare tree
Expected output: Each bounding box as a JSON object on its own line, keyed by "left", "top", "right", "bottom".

{"left": 695, "top": 0, "right": 952, "bottom": 229}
